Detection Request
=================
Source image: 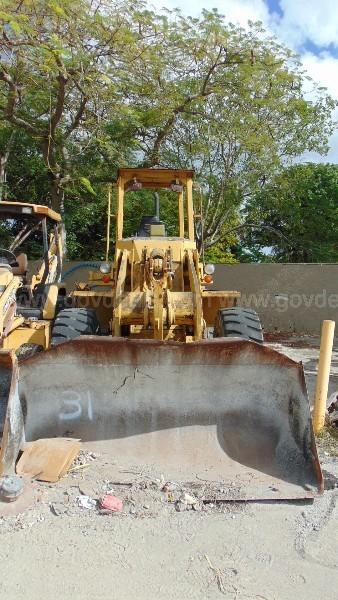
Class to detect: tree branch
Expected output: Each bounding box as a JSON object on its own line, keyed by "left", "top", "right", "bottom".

{"left": 0, "top": 67, "right": 41, "bottom": 135}
{"left": 65, "top": 95, "right": 88, "bottom": 138}
{"left": 50, "top": 71, "right": 68, "bottom": 137}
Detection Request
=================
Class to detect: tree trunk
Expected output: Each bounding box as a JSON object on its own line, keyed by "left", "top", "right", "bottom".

{"left": 0, "top": 156, "right": 6, "bottom": 201}
{"left": 0, "top": 131, "right": 16, "bottom": 201}
{"left": 49, "top": 175, "right": 65, "bottom": 214}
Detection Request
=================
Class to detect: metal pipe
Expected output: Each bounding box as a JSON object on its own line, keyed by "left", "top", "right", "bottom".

{"left": 54, "top": 224, "right": 62, "bottom": 282}
{"left": 313, "top": 320, "right": 336, "bottom": 434}
{"left": 154, "top": 192, "right": 160, "bottom": 220}
{"left": 42, "top": 218, "right": 48, "bottom": 253}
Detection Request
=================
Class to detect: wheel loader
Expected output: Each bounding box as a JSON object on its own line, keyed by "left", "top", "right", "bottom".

{"left": 0, "top": 169, "right": 323, "bottom": 500}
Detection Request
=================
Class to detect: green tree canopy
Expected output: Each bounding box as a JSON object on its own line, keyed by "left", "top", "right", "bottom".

{"left": 242, "top": 163, "right": 338, "bottom": 262}
{"left": 0, "top": 1, "right": 336, "bottom": 259}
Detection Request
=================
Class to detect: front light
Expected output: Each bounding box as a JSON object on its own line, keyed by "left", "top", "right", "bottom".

{"left": 204, "top": 263, "right": 215, "bottom": 275}
{"left": 0, "top": 285, "right": 6, "bottom": 295}
{"left": 99, "top": 262, "right": 111, "bottom": 274}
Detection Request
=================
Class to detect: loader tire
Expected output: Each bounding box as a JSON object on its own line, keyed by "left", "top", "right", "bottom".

{"left": 17, "top": 343, "right": 43, "bottom": 361}
{"left": 215, "top": 307, "right": 264, "bottom": 344}
{"left": 51, "top": 308, "right": 100, "bottom": 346}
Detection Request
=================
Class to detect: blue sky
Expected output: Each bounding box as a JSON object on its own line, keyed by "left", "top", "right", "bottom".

{"left": 154, "top": 0, "right": 338, "bottom": 162}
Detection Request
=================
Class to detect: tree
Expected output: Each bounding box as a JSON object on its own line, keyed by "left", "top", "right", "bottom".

{"left": 0, "top": 0, "right": 156, "bottom": 211}
{"left": 0, "top": 123, "right": 16, "bottom": 200}
{"left": 150, "top": 17, "right": 336, "bottom": 251}
{"left": 242, "top": 163, "right": 338, "bottom": 262}
{"left": 0, "top": 3, "right": 336, "bottom": 259}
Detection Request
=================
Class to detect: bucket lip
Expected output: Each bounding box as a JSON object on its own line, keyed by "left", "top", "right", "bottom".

{"left": 21, "top": 336, "right": 302, "bottom": 370}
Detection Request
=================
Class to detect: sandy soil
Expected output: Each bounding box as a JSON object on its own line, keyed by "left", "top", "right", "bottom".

{"left": 0, "top": 336, "right": 337, "bottom": 600}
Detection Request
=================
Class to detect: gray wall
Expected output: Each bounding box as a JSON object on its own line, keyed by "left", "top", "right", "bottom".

{"left": 212, "top": 263, "right": 338, "bottom": 334}
{"left": 34, "top": 260, "right": 338, "bottom": 334}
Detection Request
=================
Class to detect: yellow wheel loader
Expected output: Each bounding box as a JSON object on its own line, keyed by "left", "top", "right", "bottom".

{"left": 0, "top": 170, "right": 323, "bottom": 500}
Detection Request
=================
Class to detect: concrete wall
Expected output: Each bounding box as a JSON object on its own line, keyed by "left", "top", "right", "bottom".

{"left": 212, "top": 263, "right": 338, "bottom": 334}
{"left": 33, "top": 260, "right": 338, "bottom": 334}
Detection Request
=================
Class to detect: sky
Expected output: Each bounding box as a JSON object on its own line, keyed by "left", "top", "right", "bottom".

{"left": 154, "top": 0, "right": 338, "bottom": 163}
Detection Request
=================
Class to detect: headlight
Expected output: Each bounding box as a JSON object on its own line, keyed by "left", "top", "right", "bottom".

{"left": 99, "top": 262, "right": 111, "bottom": 274}
{"left": 204, "top": 263, "right": 215, "bottom": 275}
{"left": 0, "top": 285, "right": 6, "bottom": 295}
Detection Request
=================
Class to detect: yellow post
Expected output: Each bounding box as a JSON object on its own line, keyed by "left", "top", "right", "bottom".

{"left": 186, "top": 178, "right": 194, "bottom": 241}
{"left": 178, "top": 191, "right": 184, "bottom": 238}
{"left": 105, "top": 184, "right": 112, "bottom": 261}
{"left": 116, "top": 176, "right": 124, "bottom": 242}
{"left": 313, "top": 320, "right": 336, "bottom": 434}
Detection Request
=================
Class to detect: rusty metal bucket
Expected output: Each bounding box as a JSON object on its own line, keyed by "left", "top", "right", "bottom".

{"left": 0, "top": 350, "right": 24, "bottom": 475}
{"left": 18, "top": 337, "right": 323, "bottom": 500}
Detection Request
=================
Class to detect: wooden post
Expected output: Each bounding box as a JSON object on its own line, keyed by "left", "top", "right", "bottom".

{"left": 186, "top": 178, "right": 194, "bottom": 241}
{"left": 178, "top": 191, "right": 184, "bottom": 238}
{"left": 313, "top": 320, "right": 336, "bottom": 434}
{"left": 116, "top": 177, "right": 124, "bottom": 242}
{"left": 105, "top": 184, "right": 112, "bottom": 261}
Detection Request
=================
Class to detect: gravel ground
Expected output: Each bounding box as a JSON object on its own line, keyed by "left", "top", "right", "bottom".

{"left": 266, "top": 334, "right": 338, "bottom": 403}
{"left": 0, "top": 335, "right": 337, "bottom": 600}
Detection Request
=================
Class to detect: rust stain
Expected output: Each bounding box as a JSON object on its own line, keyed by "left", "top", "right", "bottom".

{"left": 23, "top": 336, "right": 300, "bottom": 370}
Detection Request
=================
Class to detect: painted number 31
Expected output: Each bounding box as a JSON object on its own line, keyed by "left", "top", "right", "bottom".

{"left": 58, "top": 390, "right": 94, "bottom": 422}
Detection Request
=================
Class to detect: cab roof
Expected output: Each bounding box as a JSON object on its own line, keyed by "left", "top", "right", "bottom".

{"left": 0, "top": 201, "right": 61, "bottom": 222}
{"left": 117, "top": 168, "right": 194, "bottom": 190}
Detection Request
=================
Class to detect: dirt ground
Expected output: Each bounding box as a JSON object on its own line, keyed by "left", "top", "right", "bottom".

{"left": 0, "top": 335, "right": 338, "bottom": 600}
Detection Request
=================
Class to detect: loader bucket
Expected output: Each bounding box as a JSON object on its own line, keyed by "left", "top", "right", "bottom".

{"left": 0, "top": 351, "right": 24, "bottom": 475}
{"left": 18, "top": 337, "right": 323, "bottom": 500}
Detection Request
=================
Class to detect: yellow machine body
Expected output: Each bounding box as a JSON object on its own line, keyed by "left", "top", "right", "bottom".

{"left": 0, "top": 171, "right": 323, "bottom": 500}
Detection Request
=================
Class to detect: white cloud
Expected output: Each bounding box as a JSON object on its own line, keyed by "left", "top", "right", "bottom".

{"left": 301, "top": 52, "right": 338, "bottom": 99}
{"left": 297, "top": 52, "right": 338, "bottom": 163}
{"left": 277, "top": 0, "right": 338, "bottom": 49}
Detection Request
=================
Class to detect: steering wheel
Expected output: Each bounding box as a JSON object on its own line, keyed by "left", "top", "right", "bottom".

{"left": 0, "top": 249, "right": 18, "bottom": 267}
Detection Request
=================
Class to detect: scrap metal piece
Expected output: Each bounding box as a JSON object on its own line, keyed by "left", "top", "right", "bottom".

{"left": 19, "top": 337, "right": 323, "bottom": 500}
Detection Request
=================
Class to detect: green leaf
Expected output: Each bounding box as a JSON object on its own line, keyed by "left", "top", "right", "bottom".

{"left": 79, "top": 177, "right": 96, "bottom": 196}
{"left": 9, "top": 19, "right": 22, "bottom": 34}
{"left": 48, "top": 2, "right": 67, "bottom": 18}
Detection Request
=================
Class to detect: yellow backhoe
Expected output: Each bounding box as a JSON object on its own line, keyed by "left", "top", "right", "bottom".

{"left": 0, "top": 201, "right": 65, "bottom": 471}
{"left": 0, "top": 170, "right": 322, "bottom": 500}
{"left": 0, "top": 201, "right": 65, "bottom": 352}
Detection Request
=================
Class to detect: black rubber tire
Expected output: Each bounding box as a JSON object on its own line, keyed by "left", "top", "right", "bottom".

{"left": 51, "top": 308, "right": 100, "bottom": 346}
{"left": 17, "top": 343, "right": 43, "bottom": 361}
{"left": 214, "top": 307, "right": 264, "bottom": 344}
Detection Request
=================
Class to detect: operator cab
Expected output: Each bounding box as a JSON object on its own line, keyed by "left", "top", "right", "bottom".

{"left": 0, "top": 201, "right": 63, "bottom": 316}
{"left": 115, "top": 167, "right": 195, "bottom": 245}
{"left": 0, "top": 249, "right": 28, "bottom": 278}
